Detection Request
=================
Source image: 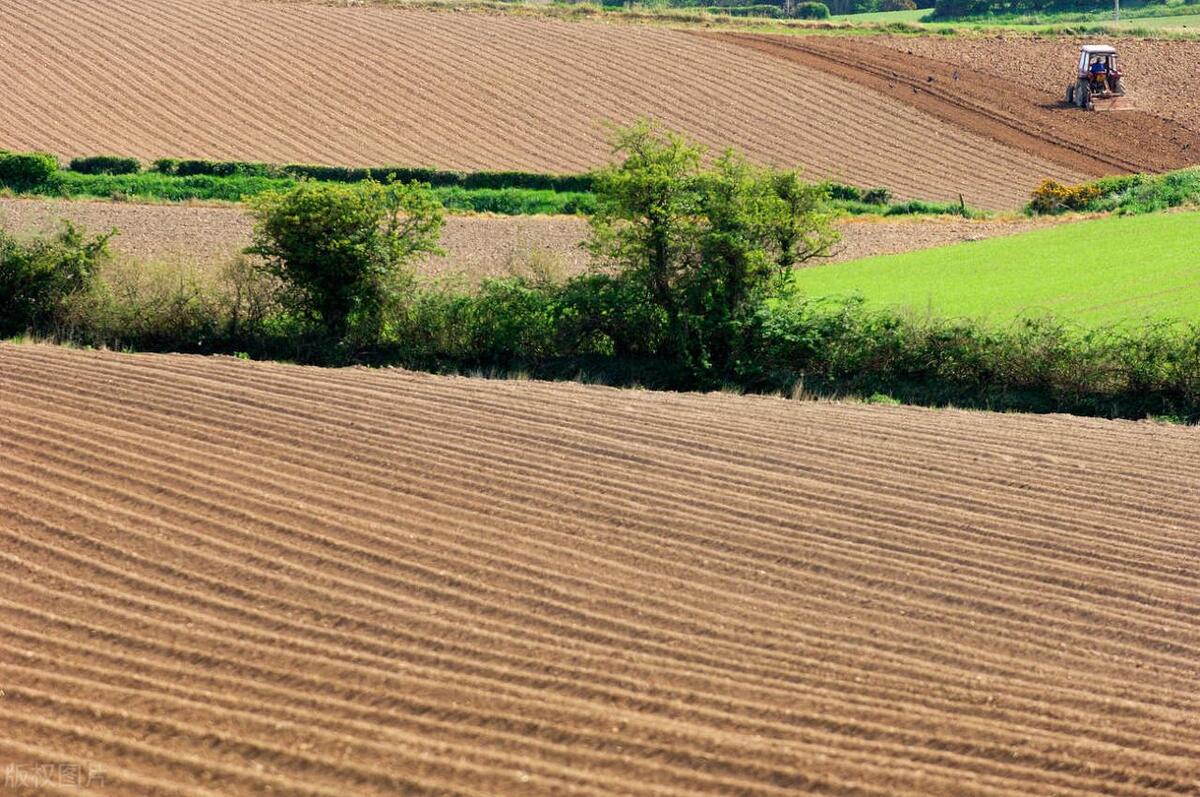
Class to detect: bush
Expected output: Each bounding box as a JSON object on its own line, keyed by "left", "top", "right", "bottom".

{"left": 246, "top": 180, "right": 445, "bottom": 343}
{"left": 0, "top": 151, "right": 58, "bottom": 190}
{"left": 862, "top": 187, "right": 892, "bottom": 205}
{"left": 878, "top": 0, "right": 917, "bottom": 9}
{"left": 1028, "top": 169, "right": 1200, "bottom": 216}
{"left": 794, "top": 1, "right": 831, "bottom": 16}
{"left": 1028, "top": 178, "right": 1106, "bottom": 214}
{"left": 822, "top": 182, "right": 891, "bottom": 205}
{"left": 178, "top": 159, "right": 278, "bottom": 178}
{"left": 151, "top": 158, "right": 180, "bottom": 175}
{"left": 0, "top": 223, "right": 112, "bottom": 337}
{"left": 69, "top": 155, "right": 141, "bottom": 175}
{"left": 435, "top": 186, "right": 595, "bottom": 215}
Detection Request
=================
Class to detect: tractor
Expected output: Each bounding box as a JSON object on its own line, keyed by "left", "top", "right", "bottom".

{"left": 1066, "top": 44, "right": 1134, "bottom": 111}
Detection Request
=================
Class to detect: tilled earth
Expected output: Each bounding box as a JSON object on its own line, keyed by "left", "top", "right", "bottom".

{"left": 708, "top": 32, "right": 1200, "bottom": 179}
{"left": 0, "top": 343, "right": 1197, "bottom": 796}
{"left": 0, "top": 0, "right": 1090, "bottom": 208}
{"left": 870, "top": 34, "right": 1200, "bottom": 138}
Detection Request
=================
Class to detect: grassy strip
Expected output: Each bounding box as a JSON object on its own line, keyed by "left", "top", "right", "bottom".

{"left": 924, "top": 0, "right": 1200, "bottom": 25}
{"left": 792, "top": 211, "right": 1200, "bottom": 327}
{"left": 4, "top": 166, "right": 978, "bottom": 218}
{"left": 21, "top": 170, "right": 595, "bottom": 215}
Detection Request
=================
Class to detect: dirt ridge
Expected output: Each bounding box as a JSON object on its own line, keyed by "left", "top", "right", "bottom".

{"left": 1, "top": 344, "right": 1197, "bottom": 795}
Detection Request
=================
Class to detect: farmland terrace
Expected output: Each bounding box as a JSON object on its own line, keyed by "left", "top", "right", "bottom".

{"left": 0, "top": 343, "right": 1197, "bottom": 795}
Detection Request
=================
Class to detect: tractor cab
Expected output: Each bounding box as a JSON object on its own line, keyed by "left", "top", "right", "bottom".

{"left": 1066, "top": 44, "right": 1134, "bottom": 111}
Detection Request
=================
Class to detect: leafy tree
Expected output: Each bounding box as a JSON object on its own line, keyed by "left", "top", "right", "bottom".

{"left": 588, "top": 121, "right": 838, "bottom": 379}
{"left": 0, "top": 222, "right": 112, "bottom": 337}
{"left": 246, "top": 180, "right": 443, "bottom": 344}
{"left": 588, "top": 121, "right": 706, "bottom": 361}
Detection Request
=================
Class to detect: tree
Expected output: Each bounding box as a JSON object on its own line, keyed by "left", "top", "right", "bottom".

{"left": 0, "top": 222, "right": 112, "bottom": 337}
{"left": 246, "top": 179, "right": 443, "bottom": 344}
{"left": 588, "top": 121, "right": 839, "bottom": 379}
{"left": 588, "top": 120, "right": 706, "bottom": 361}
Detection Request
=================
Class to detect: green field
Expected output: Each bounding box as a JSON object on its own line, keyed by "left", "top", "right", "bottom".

{"left": 831, "top": 1, "right": 1200, "bottom": 30}
{"left": 791, "top": 212, "right": 1200, "bottom": 325}
{"left": 830, "top": 7, "right": 930, "bottom": 22}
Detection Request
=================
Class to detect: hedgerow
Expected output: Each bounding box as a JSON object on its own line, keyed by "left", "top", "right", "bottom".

{"left": 0, "top": 149, "right": 973, "bottom": 219}
{"left": 1028, "top": 168, "right": 1200, "bottom": 215}
{"left": 149, "top": 157, "right": 596, "bottom": 192}
{"left": 68, "top": 155, "right": 141, "bottom": 175}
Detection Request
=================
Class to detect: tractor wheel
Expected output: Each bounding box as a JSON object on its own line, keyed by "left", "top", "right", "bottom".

{"left": 1066, "top": 84, "right": 1075, "bottom": 105}
{"left": 1080, "top": 84, "right": 1091, "bottom": 109}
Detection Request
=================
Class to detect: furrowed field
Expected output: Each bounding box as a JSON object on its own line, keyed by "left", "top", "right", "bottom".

{"left": 2, "top": 0, "right": 1199, "bottom": 794}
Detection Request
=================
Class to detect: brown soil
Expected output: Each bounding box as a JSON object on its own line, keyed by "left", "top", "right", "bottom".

{"left": 0, "top": 0, "right": 1085, "bottom": 208}
{"left": 870, "top": 35, "right": 1200, "bottom": 138}
{"left": 827, "top": 213, "right": 1062, "bottom": 261}
{"left": 0, "top": 198, "right": 591, "bottom": 285}
{"left": 1, "top": 343, "right": 1197, "bottom": 795}
{"left": 706, "top": 32, "right": 1200, "bottom": 179}
{"left": 0, "top": 197, "right": 1065, "bottom": 287}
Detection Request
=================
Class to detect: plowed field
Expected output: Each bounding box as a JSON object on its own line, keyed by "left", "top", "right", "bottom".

{"left": 0, "top": 0, "right": 1085, "bottom": 208}
{"left": 0, "top": 197, "right": 1064, "bottom": 285}
{"left": 0, "top": 198, "right": 593, "bottom": 283}
{"left": 872, "top": 35, "right": 1200, "bottom": 137}
{"left": 1, "top": 343, "right": 1198, "bottom": 796}
{"left": 709, "top": 33, "right": 1200, "bottom": 177}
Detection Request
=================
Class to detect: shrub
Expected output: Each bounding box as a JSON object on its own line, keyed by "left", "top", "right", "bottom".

{"left": 878, "top": 0, "right": 917, "bottom": 9}
{"left": 0, "top": 222, "right": 112, "bottom": 337}
{"left": 1029, "top": 169, "right": 1200, "bottom": 216}
{"left": 246, "top": 180, "right": 444, "bottom": 343}
{"left": 69, "top": 155, "right": 141, "bottom": 175}
{"left": 862, "top": 187, "right": 892, "bottom": 205}
{"left": 794, "top": 1, "right": 831, "bottom": 15}
{"left": 1029, "top": 178, "right": 1107, "bottom": 214}
{"left": 152, "top": 158, "right": 180, "bottom": 175}
{"left": 0, "top": 151, "right": 58, "bottom": 190}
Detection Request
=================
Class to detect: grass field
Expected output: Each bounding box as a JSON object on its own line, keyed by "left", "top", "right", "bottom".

{"left": 791, "top": 210, "right": 1200, "bottom": 325}
{"left": 832, "top": 1, "right": 1200, "bottom": 29}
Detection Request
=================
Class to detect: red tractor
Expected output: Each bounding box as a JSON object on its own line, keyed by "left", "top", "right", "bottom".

{"left": 1066, "top": 44, "right": 1134, "bottom": 111}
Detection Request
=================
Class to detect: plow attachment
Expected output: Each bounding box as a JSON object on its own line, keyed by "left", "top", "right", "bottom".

{"left": 1089, "top": 95, "right": 1136, "bottom": 111}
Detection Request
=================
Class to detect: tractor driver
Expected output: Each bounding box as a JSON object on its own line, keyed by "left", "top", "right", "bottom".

{"left": 1089, "top": 56, "right": 1108, "bottom": 87}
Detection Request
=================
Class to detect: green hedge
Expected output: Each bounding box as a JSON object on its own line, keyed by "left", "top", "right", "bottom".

{"left": 145, "top": 156, "right": 595, "bottom": 192}
{"left": 0, "top": 151, "right": 58, "bottom": 189}
{"left": 823, "top": 182, "right": 891, "bottom": 205}
{"left": 795, "top": 2, "right": 832, "bottom": 17}
{"left": 68, "top": 155, "right": 141, "bottom": 175}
